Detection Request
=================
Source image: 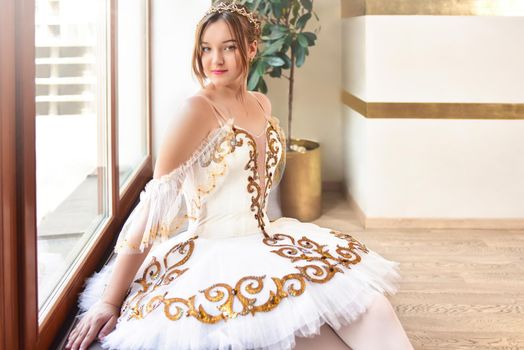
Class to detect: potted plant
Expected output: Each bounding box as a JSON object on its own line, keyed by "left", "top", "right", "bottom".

{"left": 240, "top": 0, "right": 323, "bottom": 221}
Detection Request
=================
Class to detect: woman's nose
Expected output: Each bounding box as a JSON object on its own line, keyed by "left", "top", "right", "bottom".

{"left": 212, "top": 50, "right": 224, "bottom": 65}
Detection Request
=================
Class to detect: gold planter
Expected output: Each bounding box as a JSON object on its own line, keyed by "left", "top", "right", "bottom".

{"left": 280, "top": 139, "right": 322, "bottom": 221}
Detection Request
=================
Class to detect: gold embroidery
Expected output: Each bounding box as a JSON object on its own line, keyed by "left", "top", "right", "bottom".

{"left": 263, "top": 126, "right": 281, "bottom": 210}
{"left": 329, "top": 229, "right": 369, "bottom": 254}
{"left": 121, "top": 237, "right": 197, "bottom": 320}
{"left": 190, "top": 129, "right": 242, "bottom": 215}
{"left": 115, "top": 213, "right": 199, "bottom": 252}
{"left": 234, "top": 127, "right": 269, "bottom": 237}
{"left": 263, "top": 231, "right": 369, "bottom": 282}
{"left": 192, "top": 161, "right": 228, "bottom": 209}
{"left": 126, "top": 271, "right": 307, "bottom": 324}
{"left": 121, "top": 231, "right": 368, "bottom": 324}
{"left": 199, "top": 130, "right": 238, "bottom": 167}
{"left": 267, "top": 117, "right": 286, "bottom": 189}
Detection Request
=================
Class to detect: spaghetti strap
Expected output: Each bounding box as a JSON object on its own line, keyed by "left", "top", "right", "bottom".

{"left": 248, "top": 91, "right": 270, "bottom": 122}
{"left": 195, "top": 94, "right": 229, "bottom": 127}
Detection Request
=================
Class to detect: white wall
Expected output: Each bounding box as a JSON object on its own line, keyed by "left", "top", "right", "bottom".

{"left": 366, "top": 16, "right": 524, "bottom": 103}
{"left": 342, "top": 15, "right": 524, "bottom": 220}
{"left": 151, "top": 0, "right": 210, "bottom": 161}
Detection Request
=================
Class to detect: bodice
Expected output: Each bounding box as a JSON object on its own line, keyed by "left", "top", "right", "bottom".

{"left": 184, "top": 118, "right": 286, "bottom": 239}
{"left": 113, "top": 115, "right": 286, "bottom": 254}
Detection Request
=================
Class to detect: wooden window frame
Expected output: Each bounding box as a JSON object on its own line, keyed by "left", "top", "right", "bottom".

{"left": 0, "top": 0, "right": 153, "bottom": 348}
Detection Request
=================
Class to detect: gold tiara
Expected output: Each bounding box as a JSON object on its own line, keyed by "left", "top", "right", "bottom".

{"left": 199, "top": 2, "right": 261, "bottom": 34}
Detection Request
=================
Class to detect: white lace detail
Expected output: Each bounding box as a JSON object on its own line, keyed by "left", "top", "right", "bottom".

{"left": 114, "top": 119, "right": 235, "bottom": 254}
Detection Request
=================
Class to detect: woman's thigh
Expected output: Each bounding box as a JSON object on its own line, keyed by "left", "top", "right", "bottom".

{"left": 294, "top": 324, "right": 351, "bottom": 350}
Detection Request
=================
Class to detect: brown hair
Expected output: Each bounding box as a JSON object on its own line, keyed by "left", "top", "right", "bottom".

{"left": 191, "top": 2, "right": 260, "bottom": 88}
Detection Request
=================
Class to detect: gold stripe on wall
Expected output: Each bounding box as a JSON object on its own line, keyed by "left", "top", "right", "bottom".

{"left": 341, "top": 90, "right": 524, "bottom": 119}
{"left": 341, "top": 0, "right": 524, "bottom": 17}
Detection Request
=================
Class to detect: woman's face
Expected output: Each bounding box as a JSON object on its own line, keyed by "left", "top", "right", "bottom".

{"left": 200, "top": 19, "right": 255, "bottom": 87}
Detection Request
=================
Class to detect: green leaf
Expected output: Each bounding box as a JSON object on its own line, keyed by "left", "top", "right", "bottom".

{"left": 255, "top": 60, "right": 269, "bottom": 75}
{"left": 277, "top": 52, "right": 292, "bottom": 68}
{"left": 292, "top": 2, "right": 300, "bottom": 18}
{"left": 302, "top": 32, "right": 317, "bottom": 45}
{"left": 289, "top": 0, "right": 300, "bottom": 25}
{"left": 276, "top": 24, "right": 289, "bottom": 32}
{"left": 248, "top": 69, "right": 261, "bottom": 90}
{"left": 261, "top": 23, "right": 272, "bottom": 36}
{"left": 257, "top": 0, "right": 265, "bottom": 11}
{"left": 269, "top": 67, "right": 282, "bottom": 78}
{"left": 267, "top": 29, "right": 286, "bottom": 40}
{"left": 262, "top": 37, "right": 286, "bottom": 56}
{"left": 296, "top": 12, "right": 311, "bottom": 30}
{"left": 281, "top": 43, "right": 290, "bottom": 54}
{"left": 297, "top": 33, "right": 308, "bottom": 48}
{"left": 300, "top": 0, "right": 312, "bottom": 11}
{"left": 293, "top": 43, "right": 306, "bottom": 67}
{"left": 259, "top": 77, "right": 268, "bottom": 94}
{"left": 264, "top": 56, "right": 286, "bottom": 67}
{"left": 272, "top": 3, "right": 282, "bottom": 18}
{"left": 281, "top": 35, "right": 292, "bottom": 54}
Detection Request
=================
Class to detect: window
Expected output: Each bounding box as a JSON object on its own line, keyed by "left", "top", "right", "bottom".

{"left": 35, "top": 0, "right": 111, "bottom": 314}
{"left": 0, "top": 0, "right": 151, "bottom": 347}
{"left": 117, "top": 0, "right": 150, "bottom": 190}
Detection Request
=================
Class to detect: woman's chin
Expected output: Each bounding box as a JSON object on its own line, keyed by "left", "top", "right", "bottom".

{"left": 211, "top": 78, "right": 236, "bottom": 86}
{"left": 206, "top": 74, "right": 243, "bottom": 88}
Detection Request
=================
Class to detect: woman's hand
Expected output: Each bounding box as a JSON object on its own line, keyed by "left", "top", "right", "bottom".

{"left": 65, "top": 300, "right": 120, "bottom": 350}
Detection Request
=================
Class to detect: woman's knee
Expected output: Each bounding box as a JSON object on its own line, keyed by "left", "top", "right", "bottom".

{"left": 366, "top": 293, "right": 398, "bottom": 323}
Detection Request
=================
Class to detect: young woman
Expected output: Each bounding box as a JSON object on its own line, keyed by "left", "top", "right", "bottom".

{"left": 66, "top": 2, "right": 413, "bottom": 350}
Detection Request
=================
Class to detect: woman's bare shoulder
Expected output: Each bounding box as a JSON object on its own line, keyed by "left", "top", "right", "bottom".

{"left": 182, "top": 94, "right": 212, "bottom": 116}
{"left": 153, "top": 96, "right": 218, "bottom": 179}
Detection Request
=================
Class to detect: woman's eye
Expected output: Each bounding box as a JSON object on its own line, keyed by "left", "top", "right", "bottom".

{"left": 202, "top": 47, "right": 210, "bottom": 52}
{"left": 225, "top": 45, "right": 236, "bottom": 51}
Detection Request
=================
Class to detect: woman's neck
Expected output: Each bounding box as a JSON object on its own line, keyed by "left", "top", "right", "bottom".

{"left": 206, "top": 82, "right": 247, "bottom": 102}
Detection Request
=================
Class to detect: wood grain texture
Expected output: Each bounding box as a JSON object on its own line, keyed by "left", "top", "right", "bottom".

{"left": 313, "top": 191, "right": 524, "bottom": 349}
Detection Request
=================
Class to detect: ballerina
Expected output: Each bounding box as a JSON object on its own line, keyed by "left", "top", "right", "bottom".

{"left": 66, "top": 2, "right": 414, "bottom": 349}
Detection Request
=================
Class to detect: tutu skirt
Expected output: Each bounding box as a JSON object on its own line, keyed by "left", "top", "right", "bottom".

{"left": 78, "top": 217, "right": 401, "bottom": 350}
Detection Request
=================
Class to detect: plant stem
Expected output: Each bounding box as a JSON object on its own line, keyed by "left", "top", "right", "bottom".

{"left": 288, "top": 47, "right": 294, "bottom": 151}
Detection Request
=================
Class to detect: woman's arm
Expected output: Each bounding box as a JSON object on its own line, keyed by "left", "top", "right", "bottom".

{"left": 66, "top": 96, "right": 215, "bottom": 350}
{"left": 101, "top": 95, "right": 215, "bottom": 306}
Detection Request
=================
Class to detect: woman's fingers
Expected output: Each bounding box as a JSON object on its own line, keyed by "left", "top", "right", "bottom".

{"left": 66, "top": 321, "right": 84, "bottom": 349}
{"left": 66, "top": 303, "right": 119, "bottom": 349}
{"left": 98, "top": 315, "right": 117, "bottom": 340}
{"left": 71, "top": 321, "right": 90, "bottom": 350}
{"left": 79, "top": 324, "right": 100, "bottom": 350}
{"left": 66, "top": 320, "right": 81, "bottom": 347}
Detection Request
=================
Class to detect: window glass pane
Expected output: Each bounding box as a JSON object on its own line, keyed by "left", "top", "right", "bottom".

{"left": 35, "top": 0, "right": 110, "bottom": 316}
{"left": 117, "top": 0, "right": 148, "bottom": 189}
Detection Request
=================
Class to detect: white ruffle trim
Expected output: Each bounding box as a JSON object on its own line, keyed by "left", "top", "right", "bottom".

{"left": 114, "top": 120, "right": 234, "bottom": 254}
{"left": 78, "top": 220, "right": 401, "bottom": 350}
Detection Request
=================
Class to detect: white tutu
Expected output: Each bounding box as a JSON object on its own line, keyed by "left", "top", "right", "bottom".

{"left": 76, "top": 97, "right": 401, "bottom": 349}
{"left": 78, "top": 218, "right": 400, "bottom": 350}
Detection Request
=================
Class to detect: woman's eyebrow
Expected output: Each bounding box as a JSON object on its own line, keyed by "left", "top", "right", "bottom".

{"left": 201, "top": 39, "right": 237, "bottom": 44}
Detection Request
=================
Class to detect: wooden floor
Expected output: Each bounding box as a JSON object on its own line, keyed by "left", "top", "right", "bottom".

{"left": 310, "top": 191, "right": 524, "bottom": 350}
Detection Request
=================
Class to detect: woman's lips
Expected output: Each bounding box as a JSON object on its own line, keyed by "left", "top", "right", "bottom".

{"left": 212, "top": 70, "right": 227, "bottom": 75}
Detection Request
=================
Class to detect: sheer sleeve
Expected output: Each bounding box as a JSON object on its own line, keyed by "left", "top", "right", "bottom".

{"left": 114, "top": 122, "right": 232, "bottom": 255}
